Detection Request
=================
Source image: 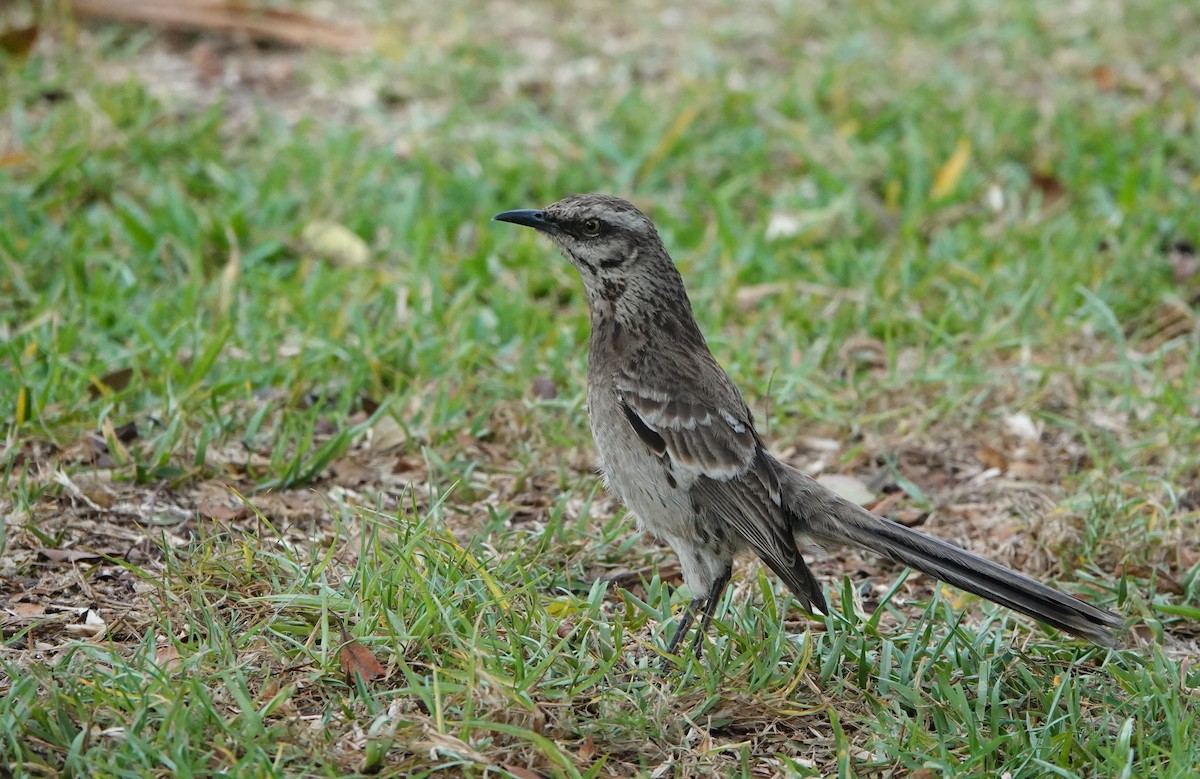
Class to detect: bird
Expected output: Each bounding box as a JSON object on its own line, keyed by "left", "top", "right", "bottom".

{"left": 493, "top": 193, "right": 1122, "bottom": 661}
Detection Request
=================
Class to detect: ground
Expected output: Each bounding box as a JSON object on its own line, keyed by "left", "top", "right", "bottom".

{"left": 1, "top": 0, "right": 1199, "bottom": 776}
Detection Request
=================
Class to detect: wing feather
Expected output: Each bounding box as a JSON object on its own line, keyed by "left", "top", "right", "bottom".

{"left": 617, "top": 382, "right": 755, "bottom": 479}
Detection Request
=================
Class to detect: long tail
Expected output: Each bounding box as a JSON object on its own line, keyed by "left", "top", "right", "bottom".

{"left": 775, "top": 461, "right": 1122, "bottom": 645}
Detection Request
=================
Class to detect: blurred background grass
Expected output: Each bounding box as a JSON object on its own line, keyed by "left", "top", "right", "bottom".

{"left": 1, "top": 1, "right": 1199, "bottom": 776}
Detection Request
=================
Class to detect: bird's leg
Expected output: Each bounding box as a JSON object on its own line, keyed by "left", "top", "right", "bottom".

{"left": 665, "top": 596, "right": 704, "bottom": 658}
{"left": 690, "top": 566, "right": 732, "bottom": 658}
{"left": 663, "top": 566, "right": 734, "bottom": 671}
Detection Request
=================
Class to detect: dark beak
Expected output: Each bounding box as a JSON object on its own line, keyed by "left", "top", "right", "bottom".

{"left": 493, "top": 208, "right": 556, "bottom": 233}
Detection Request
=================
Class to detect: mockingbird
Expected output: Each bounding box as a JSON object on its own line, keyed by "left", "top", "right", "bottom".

{"left": 494, "top": 193, "right": 1121, "bottom": 660}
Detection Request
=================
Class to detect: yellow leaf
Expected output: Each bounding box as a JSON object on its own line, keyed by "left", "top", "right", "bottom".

{"left": 16, "top": 386, "right": 28, "bottom": 425}
{"left": 217, "top": 228, "right": 241, "bottom": 317}
{"left": 444, "top": 530, "right": 510, "bottom": 610}
{"left": 836, "top": 119, "right": 860, "bottom": 139}
{"left": 301, "top": 221, "right": 369, "bottom": 267}
{"left": 931, "top": 137, "right": 972, "bottom": 200}
{"left": 0, "top": 151, "right": 30, "bottom": 168}
{"left": 100, "top": 418, "right": 130, "bottom": 464}
{"left": 544, "top": 598, "right": 577, "bottom": 617}
{"left": 637, "top": 103, "right": 702, "bottom": 181}
{"left": 884, "top": 179, "right": 902, "bottom": 211}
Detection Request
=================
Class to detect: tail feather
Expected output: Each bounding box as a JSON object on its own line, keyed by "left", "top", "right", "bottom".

{"left": 778, "top": 463, "right": 1122, "bottom": 645}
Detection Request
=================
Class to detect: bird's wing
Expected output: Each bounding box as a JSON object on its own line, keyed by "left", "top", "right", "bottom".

{"left": 616, "top": 377, "right": 762, "bottom": 482}
{"left": 613, "top": 358, "right": 827, "bottom": 612}
{"left": 612, "top": 348, "right": 772, "bottom": 493}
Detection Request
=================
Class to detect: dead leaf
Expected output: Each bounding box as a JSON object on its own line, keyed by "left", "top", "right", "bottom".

{"left": 188, "top": 40, "right": 224, "bottom": 82}
{"left": 1004, "top": 412, "right": 1041, "bottom": 442}
{"left": 892, "top": 508, "right": 928, "bottom": 527}
{"left": 258, "top": 678, "right": 280, "bottom": 705}
{"left": 1006, "top": 461, "right": 1044, "bottom": 480}
{"left": 500, "top": 764, "right": 544, "bottom": 779}
{"left": 78, "top": 476, "right": 118, "bottom": 508}
{"left": 200, "top": 502, "right": 253, "bottom": 522}
{"left": 39, "top": 548, "right": 103, "bottom": 563}
{"left": 578, "top": 736, "right": 597, "bottom": 761}
{"left": 838, "top": 335, "right": 887, "bottom": 372}
{"left": 154, "top": 644, "right": 183, "bottom": 672}
{"left": 1163, "top": 239, "right": 1197, "bottom": 284}
{"left": 367, "top": 414, "right": 407, "bottom": 452}
{"left": 531, "top": 376, "right": 557, "bottom": 400}
{"left": 64, "top": 609, "right": 107, "bottom": 638}
{"left": 65, "top": 423, "right": 139, "bottom": 464}
{"left": 765, "top": 212, "right": 803, "bottom": 241}
{"left": 1030, "top": 171, "right": 1066, "bottom": 206}
{"left": 1091, "top": 65, "right": 1117, "bottom": 91}
{"left": 1127, "top": 298, "right": 1195, "bottom": 348}
{"left": 340, "top": 629, "right": 386, "bottom": 683}
{"left": 864, "top": 490, "right": 904, "bottom": 517}
{"left": 70, "top": 1, "right": 371, "bottom": 51}
{"left": 931, "top": 138, "right": 972, "bottom": 200}
{"left": 112, "top": 420, "right": 139, "bottom": 443}
{"left": 216, "top": 233, "right": 240, "bottom": 317}
{"left": 816, "top": 473, "right": 875, "bottom": 506}
{"left": 88, "top": 367, "right": 134, "bottom": 398}
{"left": 0, "top": 25, "right": 38, "bottom": 59}
{"left": 1172, "top": 256, "right": 1198, "bottom": 285}
{"left": 0, "top": 152, "right": 31, "bottom": 174}
{"left": 301, "top": 221, "right": 369, "bottom": 267}
{"left": 61, "top": 432, "right": 109, "bottom": 460}
{"left": 984, "top": 182, "right": 1005, "bottom": 212}
{"left": 95, "top": 419, "right": 133, "bottom": 465}
{"left": 734, "top": 281, "right": 865, "bottom": 311}
{"left": 8, "top": 602, "right": 46, "bottom": 618}
{"left": 330, "top": 457, "right": 376, "bottom": 486}
{"left": 976, "top": 444, "right": 1008, "bottom": 472}
{"left": 1116, "top": 564, "right": 1185, "bottom": 595}
{"left": 1181, "top": 656, "right": 1198, "bottom": 696}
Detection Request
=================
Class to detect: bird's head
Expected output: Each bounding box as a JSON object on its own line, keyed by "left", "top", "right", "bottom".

{"left": 494, "top": 193, "right": 689, "bottom": 323}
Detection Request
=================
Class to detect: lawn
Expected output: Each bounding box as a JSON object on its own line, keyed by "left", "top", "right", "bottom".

{"left": 2, "top": 0, "right": 1199, "bottom": 776}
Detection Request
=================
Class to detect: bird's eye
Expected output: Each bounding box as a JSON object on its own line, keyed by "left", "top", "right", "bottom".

{"left": 581, "top": 218, "right": 602, "bottom": 237}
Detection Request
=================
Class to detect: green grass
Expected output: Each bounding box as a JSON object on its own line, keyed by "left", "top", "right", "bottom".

{"left": 2, "top": 0, "right": 1199, "bottom": 776}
